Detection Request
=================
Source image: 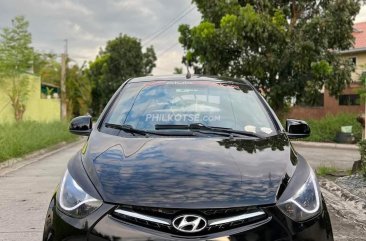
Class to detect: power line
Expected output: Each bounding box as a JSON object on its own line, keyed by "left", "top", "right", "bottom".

{"left": 141, "top": 5, "right": 193, "bottom": 44}
{"left": 157, "top": 42, "right": 180, "bottom": 57}
{"left": 155, "top": 18, "right": 201, "bottom": 58}
{"left": 142, "top": 6, "right": 195, "bottom": 47}
{"left": 140, "top": 4, "right": 190, "bottom": 39}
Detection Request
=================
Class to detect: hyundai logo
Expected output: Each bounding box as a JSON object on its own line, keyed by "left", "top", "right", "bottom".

{"left": 172, "top": 214, "right": 207, "bottom": 233}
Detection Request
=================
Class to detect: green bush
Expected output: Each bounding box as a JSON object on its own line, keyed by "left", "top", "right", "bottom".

{"left": 316, "top": 166, "right": 338, "bottom": 177}
{"left": 0, "top": 121, "right": 77, "bottom": 162}
{"left": 303, "top": 113, "right": 362, "bottom": 142}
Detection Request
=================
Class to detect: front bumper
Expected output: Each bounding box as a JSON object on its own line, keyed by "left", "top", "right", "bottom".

{"left": 43, "top": 195, "right": 333, "bottom": 241}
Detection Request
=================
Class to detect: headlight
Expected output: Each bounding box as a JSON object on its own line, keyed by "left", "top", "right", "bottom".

{"left": 57, "top": 170, "right": 102, "bottom": 218}
{"left": 277, "top": 169, "right": 321, "bottom": 222}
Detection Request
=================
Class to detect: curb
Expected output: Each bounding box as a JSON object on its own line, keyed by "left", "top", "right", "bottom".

{"left": 0, "top": 139, "right": 85, "bottom": 176}
{"left": 319, "top": 178, "right": 366, "bottom": 224}
{"left": 292, "top": 141, "right": 358, "bottom": 150}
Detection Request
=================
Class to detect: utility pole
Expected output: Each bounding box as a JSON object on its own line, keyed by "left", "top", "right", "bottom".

{"left": 60, "top": 39, "right": 68, "bottom": 120}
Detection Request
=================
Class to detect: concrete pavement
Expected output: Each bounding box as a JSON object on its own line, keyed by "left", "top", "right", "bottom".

{"left": 293, "top": 141, "right": 358, "bottom": 150}
{"left": 0, "top": 142, "right": 84, "bottom": 241}
{"left": 293, "top": 143, "right": 360, "bottom": 170}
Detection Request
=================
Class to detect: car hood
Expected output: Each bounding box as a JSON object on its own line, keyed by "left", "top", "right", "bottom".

{"left": 82, "top": 131, "right": 297, "bottom": 208}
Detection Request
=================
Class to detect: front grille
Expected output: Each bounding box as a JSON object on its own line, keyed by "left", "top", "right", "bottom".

{"left": 120, "top": 205, "right": 261, "bottom": 219}
{"left": 111, "top": 205, "right": 268, "bottom": 236}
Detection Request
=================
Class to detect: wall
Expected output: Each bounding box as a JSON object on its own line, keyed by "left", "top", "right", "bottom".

{"left": 288, "top": 84, "right": 364, "bottom": 120}
{"left": 343, "top": 52, "right": 366, "bottom": 82}
{"left": 0, "top": 75, "right": 60, "bottom": 123}
{"left": 288, "top": 51, "right": 366, "bottom": 120}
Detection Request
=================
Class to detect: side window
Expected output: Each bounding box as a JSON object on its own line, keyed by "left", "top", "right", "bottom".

{"left": 339, "top": 94, "right": 360, "bottom": 106}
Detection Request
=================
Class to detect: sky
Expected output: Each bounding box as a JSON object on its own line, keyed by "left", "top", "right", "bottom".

{"left": 0, "top": 0, "right": 201, "bottom": 75}
{"left": 1, "top": 0, "right": 366, "bottom": 75}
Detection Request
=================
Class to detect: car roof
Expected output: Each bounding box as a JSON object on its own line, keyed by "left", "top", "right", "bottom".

{"left": 128, "top": 75, "right": 253, "bottom": 85}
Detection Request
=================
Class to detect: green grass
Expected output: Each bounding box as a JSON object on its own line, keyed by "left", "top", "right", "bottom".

{"left": 303, "top": 113, "right": 362, "bottom": 143}
{"left": 316, "top": 166, "right": 338, "bottom": 177}
{"left": 0, "top": 121, "right": 78, "bottom": 162}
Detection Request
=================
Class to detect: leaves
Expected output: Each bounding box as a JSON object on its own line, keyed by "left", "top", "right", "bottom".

{"left": 178, "top": 0, "right": 362, "bottom": 114}
{"left": 0, "top": 16, "right": 33, "bottom": 77}
{"left": 173, "top": 67, "right": 183, "bottom": 74}
{"left": 33, "top": 52, "right": 60, "bottom": 85}
{"left": 143, "top": 46, "right": 157, "bottom": 75}
{"left": 86, "top": 34, "right": 157, "bottom": 115}
{"left": 66, "top": 64, "right": 91, "bottom": 117}
{"left": 0, "top": 16, "right": 34, "bottom": 121}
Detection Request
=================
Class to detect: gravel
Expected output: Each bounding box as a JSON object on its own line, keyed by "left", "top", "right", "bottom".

{"left": 335, "top": 174, "right": 366, "bottom": 201}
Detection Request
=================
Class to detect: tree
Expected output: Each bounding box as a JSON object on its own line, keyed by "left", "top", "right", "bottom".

{"left": 86, "top": 34, "right": 156, "bottom": 115}
{"left": 33, "top": 52, "right": 92, "bottom": 118}
{"left": 87, "top": 54, "right": 109, "bottom": 116}
{"left": 66, "top": 63, "right": 91, "bottom": 117}
{"left": 173, "top": 67, "right": 183, "bottom": 74}
{"left": 0, "top": 16, "right": 34, "bottom": 121}
{"left": 143, "top": 46, "right": 157, "bottom": 75}
{"left": 33, "top": 52, "right": 60, "bottom": 85}
{"left": 178, "top": 0, "right": 362, "bottom": 116}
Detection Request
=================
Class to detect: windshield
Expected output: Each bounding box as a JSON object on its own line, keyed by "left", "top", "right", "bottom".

{"left": 103, "top": 80, "right": 277, "bottom": 136}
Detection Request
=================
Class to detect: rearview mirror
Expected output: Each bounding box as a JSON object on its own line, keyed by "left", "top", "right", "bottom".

{"left": 69, "top": 116, "right": 92, "bottom": 136}
{"left": 286, "top": 119, "right": 310, "bottom": 139}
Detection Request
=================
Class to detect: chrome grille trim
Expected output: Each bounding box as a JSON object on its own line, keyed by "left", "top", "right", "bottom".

{"left": 114, "top": 209, "right": 170, "bottom": 225}
{"left": 208, "top": 210, "right": 266, "bottom": 226}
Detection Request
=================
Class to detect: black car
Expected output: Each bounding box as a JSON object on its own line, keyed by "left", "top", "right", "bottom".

{"left": 43, "top": 75, "right": 333, "bottom": 241}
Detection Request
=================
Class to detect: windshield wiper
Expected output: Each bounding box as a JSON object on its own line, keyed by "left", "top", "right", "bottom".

{"left": 105, "top": 123, "right": 150, "bottom": 137}
{"left": 155, "top": 123, "right": 263, "bottom": 138}
{"left": 105, "top": 123, "right": 196, "bottom": 137}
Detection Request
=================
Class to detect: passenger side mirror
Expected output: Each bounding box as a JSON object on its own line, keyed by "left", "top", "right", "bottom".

{"left": 69, "top": 116, "right": 92, "bottom": 136}
{"left": 286, "top": 119, "right": 310, "bottom": 139}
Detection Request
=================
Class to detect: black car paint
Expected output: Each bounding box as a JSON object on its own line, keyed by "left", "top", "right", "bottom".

{"left": 43, "top": 194, "right": 333, "bottom": 241}
{"left": 43, "top": 75, "right": 334, "bottom": 241}
{"left": 43, "top": 146, "right": 333, "bottom": 241}
{"left": 82, "top": 131, "right": 295, "bottom": 208}
{"left": 68, "top": 116, "right": 93, "bottom": 136}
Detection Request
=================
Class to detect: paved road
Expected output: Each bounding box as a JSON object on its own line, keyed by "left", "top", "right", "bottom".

{"left": 293, "top": 143, "right": 359, "bottom": 170}
{"left": 0, "top": 142, "right": 364, "bottom": 241}
{"left": 0, "top": 143, "right": 84, "bottom": 241}
{"left": 328, "top": 206, "right": 366, "bottom": 241}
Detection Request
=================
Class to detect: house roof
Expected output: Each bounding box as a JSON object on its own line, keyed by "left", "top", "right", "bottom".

{"left": 41, "top": 82, "right": 60, "bottom": 89}
{"left": 353, "top": 22, "right": 366, "bottom": 49}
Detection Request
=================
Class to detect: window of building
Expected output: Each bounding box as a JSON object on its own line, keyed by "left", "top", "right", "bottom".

{"left": 339, "top": 94, "right": 360, "bottom": 106}
{"left": 41, "top": 82, "right": 60, "bottom": 99}
{"left": 349, "top": 57, "right": 357, "bottom": 66}
{"left": 296, "top": 93, "right": 324, "bottom": 107}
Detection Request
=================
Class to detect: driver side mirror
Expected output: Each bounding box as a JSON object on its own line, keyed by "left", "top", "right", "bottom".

{"left": 69, "top": 116, "right": 92, "bottom": 136}
{"left": 286, "top": 119, "right": 310, "bottom": 139}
